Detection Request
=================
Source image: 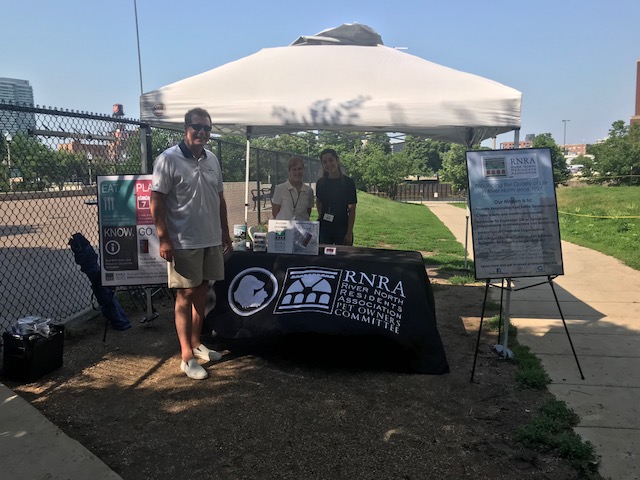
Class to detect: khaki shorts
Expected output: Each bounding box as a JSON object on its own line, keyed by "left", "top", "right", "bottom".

{"left": 168, "top": 246, "right": 224, "bottom": 289}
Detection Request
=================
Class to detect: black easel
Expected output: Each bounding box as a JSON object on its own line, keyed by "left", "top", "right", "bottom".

{"left": 470, "top": 275, "right": 585, "bottom": 382}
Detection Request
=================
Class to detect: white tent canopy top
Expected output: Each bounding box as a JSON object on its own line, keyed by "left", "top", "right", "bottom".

{"left": 140, "top": 24, "right": 521, "bottom": 146}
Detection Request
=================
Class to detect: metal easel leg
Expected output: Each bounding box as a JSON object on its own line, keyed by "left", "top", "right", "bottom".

{"left": 470, "top": 279, "right": 491, "bottom": 382}
{"left": 140, "top": 287, "right": 159, "bottom": 324}
{"left": 547, "top": 277, "right": 585, "bottom": 380}
{"left": 103, "top": 315, "right": 109, "bottom": 342}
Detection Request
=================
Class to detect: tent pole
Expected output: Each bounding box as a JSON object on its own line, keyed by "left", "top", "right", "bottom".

{"left": 244, "top": 128, "right": 253, "bottom": 224}
{"left": 495, "top": 128, "right": 520, "bottom": 359}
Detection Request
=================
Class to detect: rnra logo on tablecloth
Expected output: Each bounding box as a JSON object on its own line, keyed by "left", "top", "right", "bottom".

{"left": 227, "top": 267, "right": 278, "bottom": 317}
{"left": 274, "top": 267, "right": 341, "bottom": 314}
{"left": 275, "top": 266, "right": 405, "bottom": 334}
{"left": 227, "top": 265, "right": 406, "bottom": 334}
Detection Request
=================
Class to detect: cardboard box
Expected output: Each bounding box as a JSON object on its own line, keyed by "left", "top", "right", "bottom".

{"left": 2, "top": 324, "right": 64, "bottom": 382}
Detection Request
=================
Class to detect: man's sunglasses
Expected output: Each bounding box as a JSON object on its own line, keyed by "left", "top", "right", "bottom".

{"left": 188, "top": 123, "right": 212, "bottom": 132}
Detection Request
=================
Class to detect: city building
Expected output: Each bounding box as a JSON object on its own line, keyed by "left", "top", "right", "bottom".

{"left": 0, "top": 77, "right": 36, "bottom": 135}
{"left": 562, "top": 143, "right": 587, "bottom": 156}
{"left": 500, "top": 139, "right": 533, "bottom": 149}
{"left": 501, "top": 135, "right": 587, "bottom": 156}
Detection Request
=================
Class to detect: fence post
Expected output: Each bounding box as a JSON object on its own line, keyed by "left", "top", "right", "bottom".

{"left": 140, "top": 124, "right": 152, "bottom": 173}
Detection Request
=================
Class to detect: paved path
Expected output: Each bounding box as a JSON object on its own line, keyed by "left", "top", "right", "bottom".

{"left": 0, "top": 382, "right": 123, "bottom": 479}
{"left": 426, "top": 201, "right": 640, "bottom": 480}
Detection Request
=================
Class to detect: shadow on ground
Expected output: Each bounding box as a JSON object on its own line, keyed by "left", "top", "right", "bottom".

{"left": 4, "top": 280, "right": 585, "bottom": 480}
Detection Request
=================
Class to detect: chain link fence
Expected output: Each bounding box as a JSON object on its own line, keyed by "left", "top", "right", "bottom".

{"left": 369, "top": 182, "right": 465, "bottom": 203}
{"left": 0, "top": 102, "right": 319, "bottom": 332}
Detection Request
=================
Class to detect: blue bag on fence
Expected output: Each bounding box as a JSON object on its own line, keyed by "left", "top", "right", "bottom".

{"left": 68, "top": 233, "right": 132, "bottom": 331}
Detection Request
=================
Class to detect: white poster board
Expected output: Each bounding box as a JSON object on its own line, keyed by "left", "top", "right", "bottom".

{"left": 267, "top": 220, "right": 320, "bottom": 255}
{"left": 466, "top": 148, "right": 563, "bottom": 279}
{"left": 97, "top": 174, "right": 167, "bottom": 286}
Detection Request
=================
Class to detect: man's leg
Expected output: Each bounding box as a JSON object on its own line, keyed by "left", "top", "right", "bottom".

{"left": 175, "top": 287, "right": 196, "bottom": 362}
{"left": 190, "top": 281, "right": 208, "bottom": 348}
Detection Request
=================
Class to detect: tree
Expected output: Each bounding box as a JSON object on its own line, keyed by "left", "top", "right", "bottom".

{"left": 568, "top": 154, "right": 593, "bottom": 176}
{"left": 252, "top": 133, "right": 310, "bottom": 156}
{"left": 317, "top": 130, "right": 360, "bottom": 157}
{"left": 339, "top": 150, "right": 366, "bottom": 190}
{"left": 587, "top": 121, "right": 640, "bottom": 185}
{"left": 360, "top": 143, "right": 412, "bottom": 199}
{"left": 218, "top": 135, "right": 249, "bottom": 182}
{"left": 531, "top": 133, "right": 570, "bottom": 184}
{"left": 440, "top": 144, "right": 469, "bottom": 193}
{"left": 364, "top": 132, "right": 391, "bottom": 154}
{"left": 5, "top": 133, "right": 53, "bottom": 190}
{"left": 403, "top": 136, "right": 451, "bottom": 177}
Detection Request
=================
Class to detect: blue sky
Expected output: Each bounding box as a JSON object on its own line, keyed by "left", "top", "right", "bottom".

{"left": 2, "top": 0, "right": 639, "bottom": 146}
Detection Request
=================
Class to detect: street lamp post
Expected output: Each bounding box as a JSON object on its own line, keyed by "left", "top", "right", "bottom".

{"left": 562, "top": 119, "right": 570, "bottom": 155}
{"left": 4, "top": 132, "right": 12, "bottom": 191}
{"left": 87, "top": 153, "right": 93, "bottom": 186}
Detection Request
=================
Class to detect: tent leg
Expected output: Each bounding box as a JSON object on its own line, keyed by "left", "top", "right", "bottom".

{"left": 244, "top": 130, "right": 252, "bottom": 225}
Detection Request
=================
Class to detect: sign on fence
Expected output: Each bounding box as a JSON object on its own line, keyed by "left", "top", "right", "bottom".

{"left": 465, "top": 148, "right": 564, "bottom": 279}
{"left": 97, "top": 174, "right": 167, "bottom": 286}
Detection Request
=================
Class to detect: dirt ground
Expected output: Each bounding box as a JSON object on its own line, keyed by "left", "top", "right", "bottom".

{"left": 6, "top": 268, "right": 587, "bottom": 480}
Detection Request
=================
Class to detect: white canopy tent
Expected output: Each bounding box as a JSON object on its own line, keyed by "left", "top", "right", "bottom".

{"left": 140, "top": 24, "right": 522, "bottom": 221}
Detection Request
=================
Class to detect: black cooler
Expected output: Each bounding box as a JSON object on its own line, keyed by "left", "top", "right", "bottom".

{"left": 2, "top": 324, "right": 64, "bottom": 382}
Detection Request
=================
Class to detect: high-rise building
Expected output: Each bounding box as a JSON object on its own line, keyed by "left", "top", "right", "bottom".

{"left": 0, "top": 77, "right": 36, "bottom": 136}
{"left": 0, "top": 78, "right": 34, "bottom": 105}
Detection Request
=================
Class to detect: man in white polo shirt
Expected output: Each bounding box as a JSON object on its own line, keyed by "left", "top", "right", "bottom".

{"left": 151, "top": 107, "right": 232, "bottom": 380}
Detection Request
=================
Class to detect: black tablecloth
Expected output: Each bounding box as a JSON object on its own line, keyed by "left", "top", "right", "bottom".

{"left": 206, "top": 246, "right": 449, "bottom": 374}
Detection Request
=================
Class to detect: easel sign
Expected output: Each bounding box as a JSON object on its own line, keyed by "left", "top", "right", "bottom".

{"left": 465, "top": 148, "right": 564, "bottom": 280}
{"left": 97, "top": 174, "right": 167, "bottom": 287}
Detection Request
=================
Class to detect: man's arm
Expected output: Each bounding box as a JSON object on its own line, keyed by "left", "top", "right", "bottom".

{"left": 150, "top": 191, "right": 174, "bottom": 262}
{"left": 219, "top": 192, "right": 232, "bottom": 252}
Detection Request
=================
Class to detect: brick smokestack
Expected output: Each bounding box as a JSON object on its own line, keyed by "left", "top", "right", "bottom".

{"left": 633, "top": 59, "right": 640, "bottom": 125}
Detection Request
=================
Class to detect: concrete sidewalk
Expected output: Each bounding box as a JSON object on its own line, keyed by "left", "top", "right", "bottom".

{"left": 426, "top": 201, "right": 640, "bottom": 480}
{"left": 0, "top": 381, "right": 123, "bottom": 479}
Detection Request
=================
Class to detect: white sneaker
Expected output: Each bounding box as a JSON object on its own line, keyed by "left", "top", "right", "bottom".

{"left": 193, "top": 344, "right": 223, "bottom": 362}
{"left": 180, "top": 359, "right": 208, "bottom": 380}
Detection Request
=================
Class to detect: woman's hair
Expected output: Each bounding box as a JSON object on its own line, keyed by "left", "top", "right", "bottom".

{"left": 319, "top": 148, "right": 341, "bottom": 181}
{"left": 288, "top": 156, "right": 304, "bottom": 171}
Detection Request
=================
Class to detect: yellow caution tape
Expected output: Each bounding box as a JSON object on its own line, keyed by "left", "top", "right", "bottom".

{"left": 558, "top": 211, "right": 640, "bottom": 219}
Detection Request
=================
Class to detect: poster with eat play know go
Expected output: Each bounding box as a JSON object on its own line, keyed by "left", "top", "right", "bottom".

{"left": 97, "top": 174, "right": 167, "bottom": 286}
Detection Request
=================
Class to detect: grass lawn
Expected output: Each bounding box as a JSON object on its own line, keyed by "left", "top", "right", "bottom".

{"left": 556, "top": 185, "right": 640, "bottom": 270}
{"left": 331, "top": 186, "right": 640, "bottom": 274}
{"left": 449, "top": 185, "right": 640, "bottom": 271}
{"left": 351, "top": 192, "right": 471, "bottom": 272}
